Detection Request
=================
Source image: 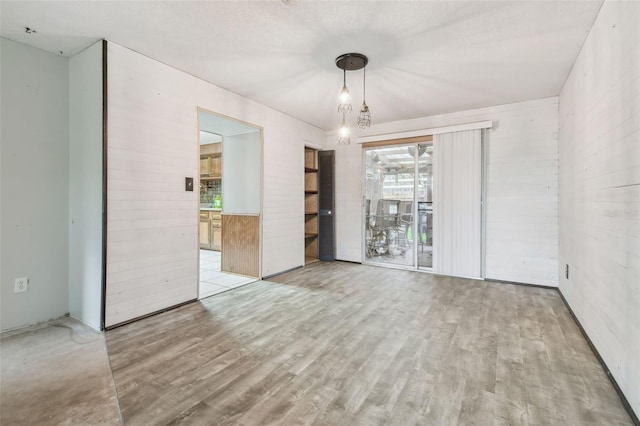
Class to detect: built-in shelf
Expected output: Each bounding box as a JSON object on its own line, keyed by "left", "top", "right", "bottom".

{"left": 304, "top": 147, "right": 319, "bottom": 264}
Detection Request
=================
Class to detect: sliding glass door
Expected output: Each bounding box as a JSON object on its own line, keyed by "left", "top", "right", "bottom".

{"left": 363, "top": 143, "right": 432, "bottom": 269}
{"left": 416, "top": 143, "right": 433, "bottom": 269}
{"left": 363, "top": 130, "right": 482, "bottom": 278}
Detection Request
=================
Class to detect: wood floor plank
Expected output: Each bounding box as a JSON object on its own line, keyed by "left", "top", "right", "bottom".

{"left": 103, "top": 261, "right": 634, "bottom": 425}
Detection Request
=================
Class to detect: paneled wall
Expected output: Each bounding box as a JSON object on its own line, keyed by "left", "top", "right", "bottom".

{"left": 105, "top": 42, "right": 324, "bottom": 326}
{"left": 221, "top": 214, "right": 260, "bottom": 277}
{"left": 331, "top": 97, "right": 559, "bottom": 286}
{"left": 558, "top": 1, "right": 640, "bottom": 417}
{"left": 0, "top": 39, "right": 70, "bottom": 331}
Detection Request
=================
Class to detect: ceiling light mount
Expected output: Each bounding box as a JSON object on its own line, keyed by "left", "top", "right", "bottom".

{"left": 335, "top": 53, "right": 368, "bottom": 71}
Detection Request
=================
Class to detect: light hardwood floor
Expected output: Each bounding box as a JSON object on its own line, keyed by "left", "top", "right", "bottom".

{"left": 105, "top": 262, "right": 633, "bottom": 425}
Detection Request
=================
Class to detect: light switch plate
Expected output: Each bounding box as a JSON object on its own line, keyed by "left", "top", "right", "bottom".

{"left": 185, "top": 177, "right": 194, "bottom": 192}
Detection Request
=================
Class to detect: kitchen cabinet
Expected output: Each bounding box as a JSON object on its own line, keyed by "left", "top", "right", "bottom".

{"left": 200, "top": 210, "right": 222, "bottom": 251}
{"left": 200, "top": 211, "right": 211, "bottom": 248}
{"left": 200, "top": 143, "right": 222, "bottom": 178}
{"left": 211, "top": 225, "right": 222, "bottom": 251}
{"left": 210, "top": 211, "right": 222, "bottom": 251}
{"left": 199, "top": 219, "right": 210, "bottom": 247}
{"left": 199, "top": 157, "right": 210, "bottom": 176}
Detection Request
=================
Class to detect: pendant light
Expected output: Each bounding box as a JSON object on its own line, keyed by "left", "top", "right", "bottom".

{"left": 337, "top": 68, "right": 352, "bottom": 114}
{"left": 335, "top": 53, "right": 370, "bottom": 145}
{"left": 357, "top": 65, "right": 371, "bottom": 129}
{"left": 337, "top": 113, "right": 351, "bottom": 145}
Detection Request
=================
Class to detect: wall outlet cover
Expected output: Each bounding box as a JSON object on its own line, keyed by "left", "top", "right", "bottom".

{"left": 15, "top": 277, "right": 29, "bottom": 293}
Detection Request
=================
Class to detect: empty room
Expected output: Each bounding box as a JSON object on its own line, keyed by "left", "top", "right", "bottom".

{"left": 1, "top": 1, "right": 638, "bottom": 425}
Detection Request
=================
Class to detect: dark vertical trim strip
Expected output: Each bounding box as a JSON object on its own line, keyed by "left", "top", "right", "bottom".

{"left": 557, "top": 290, "right": 639, "bottom": 425}
{"left": 100, "top": 39, "right": 108, "bottom": 331}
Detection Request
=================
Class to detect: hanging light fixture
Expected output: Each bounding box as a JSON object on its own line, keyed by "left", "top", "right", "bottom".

{"left": 335, "top": 53, "right": 369, "bottom": 144}
{"left": 337, "top": 68, "right": 352, "bottom": 114}
{"left": 357, "top": 65, "right": 371, "bottom": 129}
{"left": 337, "top": 113, "right": 351, "bottom": 145}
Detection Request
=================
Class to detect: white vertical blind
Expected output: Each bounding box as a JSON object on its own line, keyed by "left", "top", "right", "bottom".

{"left": 433, "top": 129, "right": 482, "bottom": 278}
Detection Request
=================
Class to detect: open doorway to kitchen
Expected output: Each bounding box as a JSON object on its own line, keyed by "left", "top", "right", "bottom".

{"left": 198, "top": 109, "right": 262, "bottom": 299}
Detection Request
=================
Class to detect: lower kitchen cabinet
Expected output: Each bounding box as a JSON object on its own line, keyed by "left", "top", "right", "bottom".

{"left": 199, "top": 219, "right": 210, "bottom": 247}
{"left": 200, "top": 210, "right": 222, "bottom": 251}
{"left": 211, "top": 225, "right": 222, "bottom": 251}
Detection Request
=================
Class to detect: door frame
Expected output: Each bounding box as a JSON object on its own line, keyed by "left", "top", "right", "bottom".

{"left": 196, "top": 107, "right": 264, "bottom": 297}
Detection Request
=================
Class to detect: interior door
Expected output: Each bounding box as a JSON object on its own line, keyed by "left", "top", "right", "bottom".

{"left": 318, "top": 150, "right": 335, "bottom": 261}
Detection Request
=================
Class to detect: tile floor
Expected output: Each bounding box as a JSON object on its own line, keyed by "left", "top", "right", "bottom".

{"left": 199, "top": 249, "right": 256, "bottom": 298}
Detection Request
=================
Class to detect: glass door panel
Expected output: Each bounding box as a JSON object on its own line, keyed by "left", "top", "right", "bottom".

{"left": 364, "top": 146, "right": 415, "bottom": 267}
{"left": 416, "top": 143, "right": 433, "bottom": 269}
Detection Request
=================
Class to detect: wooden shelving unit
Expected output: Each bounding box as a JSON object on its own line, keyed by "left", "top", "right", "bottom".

{"left": 304, "top": 147, "right": 319, "bottom": 264}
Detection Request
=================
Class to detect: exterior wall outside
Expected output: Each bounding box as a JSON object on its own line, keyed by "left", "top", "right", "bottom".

{"left": 558, "top": 1, "right": 640, "bottom": 417}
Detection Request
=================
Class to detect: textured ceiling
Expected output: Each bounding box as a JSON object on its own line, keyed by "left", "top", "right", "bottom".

{"left": 1, "top": 1, "right": 603, "bottom": 131}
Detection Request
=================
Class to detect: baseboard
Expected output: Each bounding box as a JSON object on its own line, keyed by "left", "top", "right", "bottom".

{"left": 262, "top": 265, "right": 303, "bottom": 280}
{"left": 104, "top": 299, "right": 197, "bottom": 331}
{"left": 485, "top": 277, "right": 558, "bottom": 290}
{"left": 557, "top": 290, "right": 639, "bottom": 425}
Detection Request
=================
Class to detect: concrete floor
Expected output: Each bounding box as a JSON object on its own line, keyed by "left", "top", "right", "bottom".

{"left": 1, "top": 317, "right": 121, "bottom": 425}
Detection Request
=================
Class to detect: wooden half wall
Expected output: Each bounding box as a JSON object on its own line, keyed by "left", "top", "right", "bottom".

{"left": 221, "top": 214, "right": 260, "bottom": 277}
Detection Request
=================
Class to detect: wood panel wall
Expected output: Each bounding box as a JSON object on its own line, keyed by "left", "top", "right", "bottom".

{"left": 221, "top": 214, "right": 260, "bottom": 277}
{"left": 558, "top": 1, "right": 640, "bottom": 418}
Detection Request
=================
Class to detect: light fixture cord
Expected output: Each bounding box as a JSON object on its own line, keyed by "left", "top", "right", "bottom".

{"left": 343, "top": 68, "right": 346, "bottom": 88}
{"left": 363, "top": 66, "right": 366, "bottom": 102}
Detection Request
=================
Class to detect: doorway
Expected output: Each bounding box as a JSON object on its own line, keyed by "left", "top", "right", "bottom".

{"left": 198, "top": 110, "right": 261, "bottom": 299}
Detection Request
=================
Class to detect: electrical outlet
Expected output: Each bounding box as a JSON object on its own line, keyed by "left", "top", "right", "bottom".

{"left": 14, "top": 277, "right": 28, "bottom": 293}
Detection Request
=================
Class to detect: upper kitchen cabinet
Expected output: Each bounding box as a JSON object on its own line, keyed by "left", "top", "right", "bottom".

{"left": 200, "top": 142, "right": 222, "bottom": 178}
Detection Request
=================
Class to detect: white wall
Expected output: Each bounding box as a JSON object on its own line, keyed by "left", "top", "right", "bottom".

{"left": 105, "top": 42, "right": 325, "bottom": 326}
{"left": 559, "top": 1, "right": 640, "bottom": 418}
{"left": 223, "top": 131, "right": 261, "bottom": 214}
{"left": 0, "top": 39, "right": 70, "bottom": 331}
{"left": 332, "top": 97, "right": 559, "bottom": 286}
{"left": 68, "top": 41, "right": 103, "bottom": 330}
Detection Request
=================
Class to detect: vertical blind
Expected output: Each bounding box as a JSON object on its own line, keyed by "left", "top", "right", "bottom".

{"left": 433, "top": 129, "right": 482, "bottom": 278}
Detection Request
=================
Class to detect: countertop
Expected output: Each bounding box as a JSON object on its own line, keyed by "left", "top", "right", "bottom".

{"left": 200, "top": 207, "right": 222, "bottom": 211}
